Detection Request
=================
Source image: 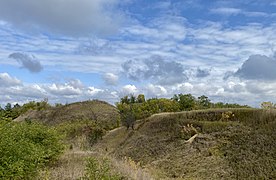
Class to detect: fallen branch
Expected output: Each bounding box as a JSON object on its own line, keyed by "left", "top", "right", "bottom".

{"left": 185, "top": 133, "right": 198, "bottom": 144}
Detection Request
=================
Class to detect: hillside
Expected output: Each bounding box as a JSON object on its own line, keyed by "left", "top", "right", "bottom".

{"left": 95, "top": 108, "right": 276, "bottom": 179}
{"left": 9, "top": 105, "right": 276, "bottom": 179}
{"left": 14, "top": 100, "right": 120, "bottom": 128}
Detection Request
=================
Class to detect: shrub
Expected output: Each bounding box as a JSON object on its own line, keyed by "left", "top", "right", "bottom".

{"left": 81, "top": 157, "right": 123, "bottom": 180}
{"left": 55, "top": 120, "right": 106, "bottom": 149}
{"left": 220, "top": 111, "right": 235, "bottom": 121}
{"left": 0, "top": 121, "right": 64, "bottom": 179}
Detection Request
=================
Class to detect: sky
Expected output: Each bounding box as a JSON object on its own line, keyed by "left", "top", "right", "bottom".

{"left": 0, "top": 0, "right": 276, "bottom": 107}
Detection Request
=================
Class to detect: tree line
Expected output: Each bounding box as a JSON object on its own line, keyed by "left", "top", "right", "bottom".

{"left": 116, "top": 94, "right": 251, "bottom": 129}
{"left": 0, "top": 99, "right": 51, "bottom": 121}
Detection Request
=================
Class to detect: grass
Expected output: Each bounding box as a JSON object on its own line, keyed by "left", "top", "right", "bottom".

{"left": 9, "top": 107, "right": 276, "bottom": 179}
{"left": 55, "top": 120, "right": 107, "bottom": 150}
{"left": 15, "top": 100, "right": 120, "bottom": 128}
{"left": 103, "top": 108, "right": 276, "bottom": 179}
{"left": 37, "top": 150, "right": 94, "bottom": 180}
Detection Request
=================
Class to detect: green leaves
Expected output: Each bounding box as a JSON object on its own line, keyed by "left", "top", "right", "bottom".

{"left": 81, "top": 157, "right": 123, "bottom": 180}
{"left": 0, "top": 122, "right": 64, "bottom": 179}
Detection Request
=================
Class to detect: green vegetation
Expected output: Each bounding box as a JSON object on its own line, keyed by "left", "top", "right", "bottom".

{"left": 0, "top": 121, "right": 64, "bottom": 179}
{"left": 81, "top": 157, "right": 123, "bottom": 180}
{"left": 0, "top": 99, "right": 120, "bottom": 179}
{"left": 56, "top": 120, "right": 106, "bottom": 149}
{"left": 110, "top": 108, "right": 276, "bottom": 179}
{"left": 0, "top": 99, "right": 50, "bottom": 121}
{"left": 1, "top": 97, "right": 275, "bottom": 179}
{"left": 116, "top": 94, "right": 250, "bottom": 128}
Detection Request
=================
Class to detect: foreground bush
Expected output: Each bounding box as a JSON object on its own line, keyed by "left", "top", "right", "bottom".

{"left": 0, "top": 121, "right": 64, "bottom": 179}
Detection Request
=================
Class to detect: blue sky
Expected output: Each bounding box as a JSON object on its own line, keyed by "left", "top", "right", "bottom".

{"left": 0, "top": 0, "right": 276, "bottom": 107}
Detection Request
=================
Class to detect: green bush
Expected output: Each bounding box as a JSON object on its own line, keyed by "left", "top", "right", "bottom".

{"left": 55, "top": 120, "right": 106, "bottom": 148}
{"left": 0, "top": 121, "right": 64, "bottom": 179}
{"left": 81, "top": 157, "right": 123, "bottom": 180}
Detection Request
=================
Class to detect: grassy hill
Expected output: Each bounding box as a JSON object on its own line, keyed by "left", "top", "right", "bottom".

{"left": 9, "top": 104, "right": 276, "bottom": 179}
{"left": 14, "top": 100, "right": 120, "bottom": 150}
{"left": 15, "top": 100, "right": 120, "bottom": 128}
{"left": 95, "top": 108, "right": 276, "bottom": 179}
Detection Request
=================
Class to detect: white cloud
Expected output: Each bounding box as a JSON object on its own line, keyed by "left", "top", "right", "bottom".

{"left": 45, "top": 83, "right": 82, "bottom": 96}
{"left": 67, "top": 79, "right": 84, "bottom": 89}
{"left": 0, "top": 73, "right": 21, "bottom": 87}
{"left": 244, "top": 11, "right": 268, "bottom": 17}
{"left": 121, "top": 85, "right": 138, "bottom": 95}
{"left": 145, "top": 84, "right": 168, "bottom": 97}
{"left": 1, "top": 13, "right": 275, "bottom": 77}
{"left": 210, "top": 7, "right": 270, "bottom": 18}
{"left": 210, "top": 7, "right": 242, "bottom": 15}
{"left": 103, "top": 73, "right": 119, "bottom": 85}
{"left": 122, "top": 15, "right": 187, "bottom": 42}
{"left": 175, "top": 82, "right": 194, "bottom": 93}
{"left": 87, "top": 87, "right": 104, "bottom": 96}
{"left": 0, "top": 0, "right": 123, "bottom": 37}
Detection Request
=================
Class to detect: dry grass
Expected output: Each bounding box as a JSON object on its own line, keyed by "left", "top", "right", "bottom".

{"left": 15, "top": 100, "right": 120, "bottom": 128}
{"left": 37, "top": 150, "right": 96, "bottom": 180}
{"left": 95, "top": 108, "right": 276, "bottom": 179}
{"left": 38, "top": 149, "right": 155, "bottom": 180}
{"left": 107, "top": 155, "right": 154, "bottom": 180}
{"left": 38, "top": 108, "right": 276, "bottom": 179}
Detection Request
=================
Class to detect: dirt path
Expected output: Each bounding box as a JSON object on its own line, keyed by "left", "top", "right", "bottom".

{"left": 38, "top": 126, "right": 155, "bottom": 180}
{"left": 38, "top": 113, "right": 170, "bottom": 180}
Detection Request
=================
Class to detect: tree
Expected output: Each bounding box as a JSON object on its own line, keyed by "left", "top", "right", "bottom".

{"left": 137, "top": 94, "right": 145, "bottom": 103}
{"left": 120, "top": 96, "right": 130, "bottom": 104}
{"left": 130, "top": 94, "right": 136, "bottom": 104}
{"left": 4, "top": 103, "right": 12, "bottom": 112}
{"left": 173, "top": 94, "right": 196, "bottom": 111}
{"left": 117, "top": 104, "right": 135, "bottom": 130}
{"left": 261, "top": 102, "right": 274, "bottom": 109}
{"left": 198, "top": 95, "right": 211, "bottom": 108}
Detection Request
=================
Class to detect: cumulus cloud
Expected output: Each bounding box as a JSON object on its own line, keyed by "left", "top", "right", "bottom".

{"left": 67, "top": 79, "right": 84, "bottom": 89}
{"left": 0, "top": 0, "right": 123, "bottom": 36}
{"left": 45, "top": 83, "right": 82, "bottom": 97}
{"left": 8, "top": 84, "right": 47, "bottom": 99}
{"left": 103, "top": 73, "right": 119, "bottom": 85}
{"left": 0, "top": 73, "right": 21, "bottom": 87}
{"left": 87, "top": 87, "right": 104, "bottom": 96}
{"left": 121, "top": 85, "right": 138, "bottom": 95}
{"left": 122, "top": 56, "right": 187, "bottom": 85}
{"left": 9, "top": 53, "right": 43, "bottom": 73}
{"left": 234, "top": 54, "right": 276, "bottom": 80}
{"left": 0, "top": 74, "right": 121, "bottom": 106}
{"left": 145, "top": 84, "right": 168, "bottom": 97}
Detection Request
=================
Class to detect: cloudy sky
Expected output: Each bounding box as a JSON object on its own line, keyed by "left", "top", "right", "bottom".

{"left": 1, "top": 0, "right": 276, "bottom": 107}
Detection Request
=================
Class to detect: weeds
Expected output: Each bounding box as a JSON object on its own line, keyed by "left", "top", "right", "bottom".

{"left": 81, "top": 157, "right": 123, "bottom": 180}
